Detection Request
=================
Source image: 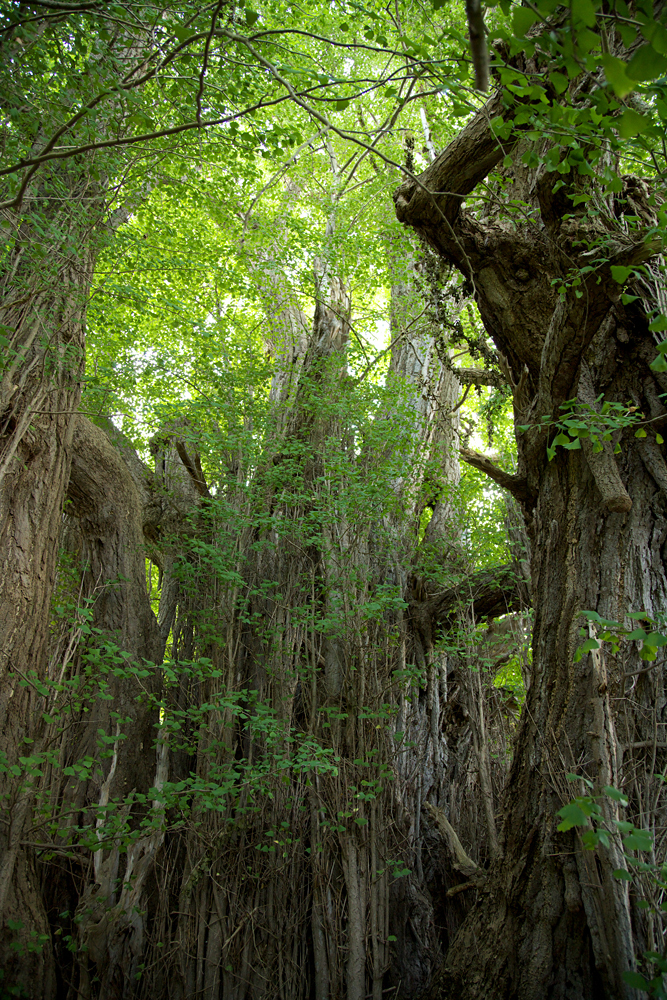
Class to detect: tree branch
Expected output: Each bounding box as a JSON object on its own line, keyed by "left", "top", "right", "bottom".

{"left": 456, "top": 366, "right": 506, "bottom": 388}
{"left": 174, "top": 440, "right": 211, "bottom": 499}
{"left": 460, "top": 448, "right": 533, "bottom": 504}
{"left": 393, "top": 89, "right": 510, "bottom": 229}
{"left": 410, "top": 564, "right": 527, "bottom": 646}
{"left": 423, "top": 802, "right": 485, "bottom": 882}
{"left": 578, "top": 361, "right": 632, "bottom": 513}
{"left": 465, "top": 0, "right": 489, "bottom": 92}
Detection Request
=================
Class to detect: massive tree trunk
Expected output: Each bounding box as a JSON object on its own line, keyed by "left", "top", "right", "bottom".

{"left": 395, "top": 53, "right": 667, "bottom": 1000}
{"left": 145, "top": 242, "right": 470, "bottom": 1000}
{"left": 22, "top": 205, "right": 525, "bottom": 1000}
{"left": 0, "top": 168, "right": 106, "bottom": 994}
{"left": 0, "top": 6, "right": 174, "bottom": 983}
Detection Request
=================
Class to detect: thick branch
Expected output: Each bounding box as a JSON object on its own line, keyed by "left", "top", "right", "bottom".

{"left": 578, "top": 361, "right": 632, "bottom": 513}
{"left": 411, "top": 564, "right": 527, "bottom": 641}
{"left": 460, "top": 447, "right": 533, "bottom": 505}
{"left": 423, "top": 802, "right": 485, "bottom": 883}
{"left": 465, "top": 0, "right": 489, "bottom": 92}
{"left": 538, "top": 240, "right": 662, "bottom": 407}
{"left": 456, "top": 366, "right": 505, "bottom": 388}
{"left": 174, "top": 440, "right": 211, "bottom": 499}
{"left": 393, "top": 89, "right": 509, "bottom": 229}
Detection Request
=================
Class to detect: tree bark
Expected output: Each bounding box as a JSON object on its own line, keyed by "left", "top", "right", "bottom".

{"left": 0, "top": 167, "right": 104, "bottom": 994}
{"left": 395, "top": 68, "right": 667, "bottom": 1000}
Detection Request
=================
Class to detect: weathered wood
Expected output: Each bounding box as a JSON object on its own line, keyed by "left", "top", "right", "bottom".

{"left": 395, "top": 42, "right": 666, "bottom": 1000}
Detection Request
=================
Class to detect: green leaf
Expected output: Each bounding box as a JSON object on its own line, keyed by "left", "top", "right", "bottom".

{"left": 549, "top": 71, "right": 568, "bottom": 94}
{"left": 626, "top": 44, "right": 667, "bottom": 81}
{"left": 613, "top": 868, "right": 633, "bottom": 881}
{"left": 610, "top": 265, "right": 634, "bottom": 284}
{"left": 557, "top": 802, "right": 589, "bottom": 831}
{"left": 657, "top": 434, "right": 664, "bottom": 445}
{"left": 571, "top": 0, "right": 597, "bottom": 27}
{"left": 617, "top": 109, "right": 651, "bottom": 138}
{"left": 581, "top": 829, "right": 603, "bottom": 849}
{"left": 127, "top": 113, "right": 156, "bottom": 132}
{"left": 651, "top": 355, "right": 667, "bottom": 372}
{"left": 623, "top": 971, "right": 650, "bottom": 990}
{"left": 623, "top": 829, "right": 653, "bottom": 851}
{"left": 245, "top": 9, "right": 259, "bottom": 26}
{"left": 512, "top": 7, "right": 539, "bottom": 36}
{"left": 603, "top": 786, "right": 629, "bottom": 804}
{"left": 646, "top": 22, "right": 667, "bottom": 55}
{"left": 601, "top": 54, "right": 635, "bottom": 97}
{"left": 334, "top": 99, "right": 349, "bottom": 112}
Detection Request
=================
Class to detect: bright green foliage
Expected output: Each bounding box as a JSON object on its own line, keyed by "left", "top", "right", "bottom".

{"left": 575, "top": 609, "right": 667, "bottom": 662}
{"left": 517, "top": 396, "right": 663, "bottom": 462}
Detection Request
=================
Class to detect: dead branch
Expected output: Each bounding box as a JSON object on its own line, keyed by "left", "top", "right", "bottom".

{"left": 423, "top": 802, "right": 485, "bottom": 883}
{"left": 456, "top": 367, "right": 505, "bottom": 388}
{"left": 174, "top": 439, "right": 212, "bottom": 499}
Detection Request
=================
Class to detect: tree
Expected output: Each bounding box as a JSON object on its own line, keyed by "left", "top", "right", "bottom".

{"left": 0, "top": 5, "right": 526, "bottom": 990}
{"left": 8, "top": 1, "right": 667, "bottom": 998}
{"left": 395, "top": 2, "right": 667, "bottom": 997}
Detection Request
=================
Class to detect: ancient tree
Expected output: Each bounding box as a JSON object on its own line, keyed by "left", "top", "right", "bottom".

{"left": 0, "top": 119, "right": 523, "bottom": 998}
{"left": 395, "top": 12, "right": 667, "bottom": 1000}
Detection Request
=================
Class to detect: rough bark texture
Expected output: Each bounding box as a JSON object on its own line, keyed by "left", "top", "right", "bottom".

{"left": 0, "top": 170, "right": 104, "bottom": 994}
{"left": 395, "top": 55, "right": 667, "bottom": 1000}
{"left": 8, "top": 223, "right": 521, "bottom": 1000}
{"left": 0, "top": 88, "right": 528, "bottom": 1000}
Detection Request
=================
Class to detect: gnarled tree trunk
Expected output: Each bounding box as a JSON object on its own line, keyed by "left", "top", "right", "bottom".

{"left": 395, "top": 54, "right": 667, "bottom": 1000}
{"left": 0, "top": 169, "right": 105, "bottom": 994}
